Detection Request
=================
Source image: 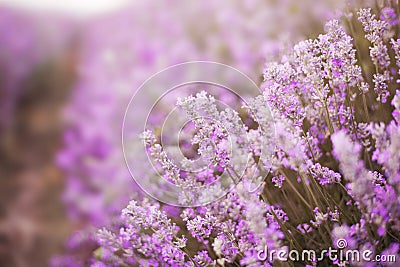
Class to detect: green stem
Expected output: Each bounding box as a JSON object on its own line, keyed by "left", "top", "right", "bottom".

{"left": 279, "top": 170, "right": 313, "bottom": 211}
{"left": 260, "top": 194, "right": 303, "bottom": 252}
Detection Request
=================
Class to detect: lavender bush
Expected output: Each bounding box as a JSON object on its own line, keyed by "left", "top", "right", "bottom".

{"left": 54, "top": 1, "right": 353, "bottom": 266}
{"left": 87, "top": 3, "right": 400, "bottom": 267}
{"left": 57, "top": 0, "right": 346, "bottom": 226}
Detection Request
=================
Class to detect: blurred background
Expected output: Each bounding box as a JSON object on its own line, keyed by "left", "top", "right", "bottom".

{"left": 0, "top": 0, "right": 358, "bottom": 266}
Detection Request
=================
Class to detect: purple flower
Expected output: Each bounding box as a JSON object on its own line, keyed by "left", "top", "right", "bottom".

{"left": 380, "top": 7, "right": 399, "bottom": 26}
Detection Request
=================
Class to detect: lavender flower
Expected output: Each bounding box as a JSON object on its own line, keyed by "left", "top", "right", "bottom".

{"left": 380, "top": 7, "right": 399, "bottom": 26}
{"left": 310, "top": 163, "right": 341, "bottom": 185}
{"left": 358, "top": 8, "right": 392, "bottom": 102}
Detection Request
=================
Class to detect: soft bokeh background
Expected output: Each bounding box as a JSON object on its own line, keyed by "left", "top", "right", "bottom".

{"left": 0, "top": 0, "right": 361, "bottom": 266}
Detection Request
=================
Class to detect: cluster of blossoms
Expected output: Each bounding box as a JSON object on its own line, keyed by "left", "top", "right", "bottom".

{"left": 87, "top": 2, "right": 400, "bottom": 266}
{"left": 92, "top": 181, "right": 285, "bottom": 267}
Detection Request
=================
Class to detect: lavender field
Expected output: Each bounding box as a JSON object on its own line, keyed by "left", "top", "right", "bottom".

{"left": 0, "top": 1, "right": 399, "bottom": 266}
